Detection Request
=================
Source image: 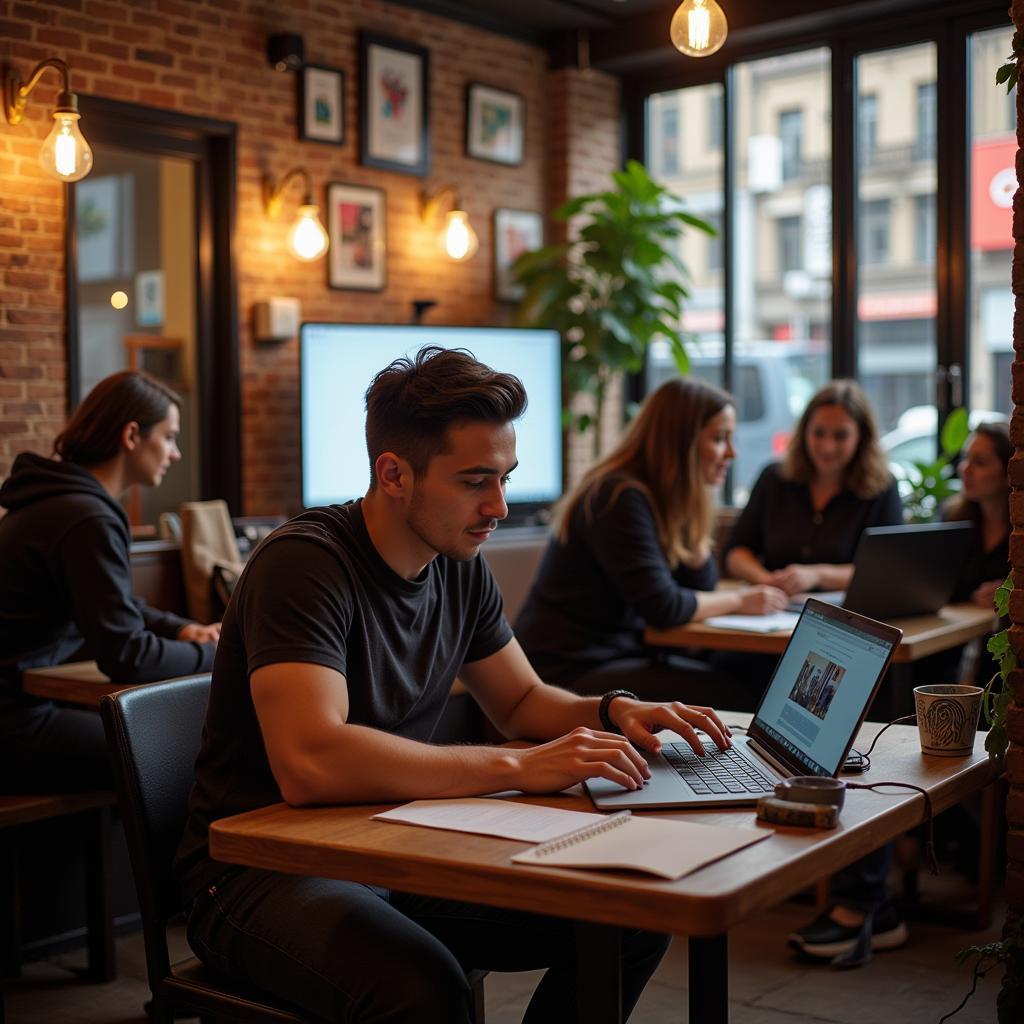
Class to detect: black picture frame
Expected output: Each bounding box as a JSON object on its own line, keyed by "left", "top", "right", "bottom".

{"left": 298, "top": 63, "right": 345, "bottom": 145}
{"left": 359, "top": 32, "right": 430, "bottom": 176}
{"left": 465, "top": 82, "right": 525, "bottom": 166}
{"left": 326, "top": 182, "right": 388, "bottom": 292}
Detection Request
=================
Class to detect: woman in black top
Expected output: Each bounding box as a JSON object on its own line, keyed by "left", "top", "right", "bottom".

{"left": 0, "top": 371, "right": 218, "bottom": 792}
{"left": 515, "top": 377, "right": 788, "bottom": 706}
{"left": 942, "top": 421, "right": 1011, "bottom": 684}
{"left": 724, "top": 379, "right": 903, "bottom": 594}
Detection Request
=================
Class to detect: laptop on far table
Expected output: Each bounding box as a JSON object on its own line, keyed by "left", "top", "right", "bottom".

{"left": 787, "top": 520, "right": 974, "bottom": 620}
{"left": 586, "top": 599, "right": 902, "bottom": 810}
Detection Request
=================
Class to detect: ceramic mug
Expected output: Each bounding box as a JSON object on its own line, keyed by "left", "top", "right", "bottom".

{"left": 913, "top": 684, "right": 983, "bottom": 757}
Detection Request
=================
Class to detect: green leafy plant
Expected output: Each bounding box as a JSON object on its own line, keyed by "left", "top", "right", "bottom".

{"left": 512, "top": 160, "right": 714, "bottom": 456}
{"left": 898, "top": 407, "right": 970, "bottom": 523}
{"left": 982, "top": 575, "right": 1017, "bottom": 759}
{"left": 996, "top": 29, "right": 1024, "bottom": 93}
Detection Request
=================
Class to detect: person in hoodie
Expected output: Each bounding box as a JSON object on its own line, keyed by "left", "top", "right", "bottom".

{"left": 0, "top": 370, "right": 218, "bottom": 793}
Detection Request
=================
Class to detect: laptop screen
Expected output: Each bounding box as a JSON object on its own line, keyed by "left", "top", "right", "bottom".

{"left": 748, "top": 602, "right": 898, "bottom": 777}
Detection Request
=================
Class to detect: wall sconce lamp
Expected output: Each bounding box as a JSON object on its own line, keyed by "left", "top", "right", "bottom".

{"left": 670, "top": 0, "right": 728, "bottom": 58}
{"left": 3, "top": 58, "right": 93, "bottom": 182}
{"left": 263, "top": 167, "right": 329, "bottom": 262}
{"left": 421, "top": 185, "right": 478, "bottom": 262}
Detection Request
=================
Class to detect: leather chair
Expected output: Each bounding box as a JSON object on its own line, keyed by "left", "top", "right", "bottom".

{"left": 100, "top": 675, "right": 486, "bottom": 1023}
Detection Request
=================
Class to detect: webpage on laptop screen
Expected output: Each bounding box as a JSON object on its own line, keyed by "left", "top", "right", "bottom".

{"left": 754, "top": 608, "right": 892, "bottom": 776}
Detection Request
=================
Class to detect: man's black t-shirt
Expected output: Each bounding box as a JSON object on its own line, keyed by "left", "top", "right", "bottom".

{"left": 175, "top": 500, "right": 513, "bottom": 902}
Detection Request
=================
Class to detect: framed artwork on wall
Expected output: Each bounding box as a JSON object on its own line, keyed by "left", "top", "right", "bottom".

{"left": 360, "top": 32, "right": 430, "bottom": 176}
{"left": 493, "top": 208, "right": 542, "bottom": 302}
{"left": 299, "top": 64, "right": 345, "bottom": 145}
{"left": 326, "top": 182, "right": 387, "bottom": 291}
{"left": 466, "top": 83, "right": 525, "bottom": 166}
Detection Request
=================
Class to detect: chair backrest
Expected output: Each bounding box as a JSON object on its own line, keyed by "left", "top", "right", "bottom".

{"left": 100, "top": 675, "right": 211, "bottom": 983}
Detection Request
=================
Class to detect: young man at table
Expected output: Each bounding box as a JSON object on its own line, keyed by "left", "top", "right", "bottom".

{"left": 176, "top": 346, "right": 732, "bottom": 1024}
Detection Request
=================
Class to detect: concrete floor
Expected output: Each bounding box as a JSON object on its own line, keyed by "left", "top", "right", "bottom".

{"left": 2, "top": 877, "right": 1005, "bottom": 1023}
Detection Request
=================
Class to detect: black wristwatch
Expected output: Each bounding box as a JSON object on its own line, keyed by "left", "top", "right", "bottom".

{"left": 598, "top": 689, "right": 639, "bottom": 734}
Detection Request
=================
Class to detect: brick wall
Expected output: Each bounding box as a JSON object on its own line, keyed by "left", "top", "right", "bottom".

{"left": 0, "top": 0, "right": 618, "bottom": 514}
{"left": 1005, "top": 2, "right": 1024, "bottom": 1015}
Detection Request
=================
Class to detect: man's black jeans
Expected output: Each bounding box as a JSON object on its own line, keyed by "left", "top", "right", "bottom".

{"left": 187, "top": 866, "right": 670, "bottom": 1023}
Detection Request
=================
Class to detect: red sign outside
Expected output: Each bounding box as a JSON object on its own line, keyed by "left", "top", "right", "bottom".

{"left": 972, "top": 137, "right": 1015, "bottom": 252}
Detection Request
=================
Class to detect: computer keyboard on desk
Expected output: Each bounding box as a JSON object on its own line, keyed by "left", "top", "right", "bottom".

{"left": 661, "top": 741, "right": 775, "bottom": 795}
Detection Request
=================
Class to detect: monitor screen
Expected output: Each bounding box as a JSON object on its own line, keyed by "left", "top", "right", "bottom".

{"left": 300, "top": 323, "right": 563, "bottom": 513}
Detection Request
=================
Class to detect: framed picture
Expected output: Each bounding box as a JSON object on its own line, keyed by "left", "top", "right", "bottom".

{"left": 326, "top": 182, "right": 387, "bottom": 291}
{"left": 493, "top": 208, "right": 543, "bottom": 302}
{"left": 360, "top": 32, "right": 429, "bottom": 176}
{"left": 299, "top": 64, "right": 345, "bottom": 145}
{"left": 466, "top": 83, "right": 525, "bottom": 166}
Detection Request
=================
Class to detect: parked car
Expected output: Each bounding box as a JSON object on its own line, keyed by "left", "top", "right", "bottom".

{"left": 646, "top": 339, "right": 828, "bottom": 502}
{"left": 880, "top": 405, "right": 1008, "bottom": 474}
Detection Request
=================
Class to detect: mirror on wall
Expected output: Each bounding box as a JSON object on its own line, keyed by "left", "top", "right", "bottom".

{"left": 65, "top": 98, "right": 240, "bottom": 527}
{"left": 73, "top": 146, "right": 199, "bottom": 526}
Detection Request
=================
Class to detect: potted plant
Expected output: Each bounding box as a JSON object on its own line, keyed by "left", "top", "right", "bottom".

{"left": 512, "top": 160, "right": 714, "bottom": 457}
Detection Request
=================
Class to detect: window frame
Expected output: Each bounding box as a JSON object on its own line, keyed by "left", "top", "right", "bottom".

{"left": 626, "top": 2, "right": 1008, "bottom": 475}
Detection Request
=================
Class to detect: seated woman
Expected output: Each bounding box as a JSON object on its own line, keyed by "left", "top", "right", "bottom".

{"left": 941, "top": 420, "right": 1011, "bottom": 684}
{"left": 724, "top": 379, "right": 903, "bottom": 597}
{"left": 515, "top": 376, "right": 788, "bottom": 708}
{"left": 0, "top": 370, "right": 219, "bottom": 793}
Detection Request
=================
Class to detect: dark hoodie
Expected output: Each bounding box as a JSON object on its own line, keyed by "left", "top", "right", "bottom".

{"left": 0, "top": 452, "right": 215, "bottom": 714}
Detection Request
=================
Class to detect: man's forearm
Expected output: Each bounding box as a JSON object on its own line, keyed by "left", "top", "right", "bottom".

{"left": 498, "top": 682, "right": 603, "bottom": 741}
{"left": 275, "top": 722, "right": 522, "bottom": 806}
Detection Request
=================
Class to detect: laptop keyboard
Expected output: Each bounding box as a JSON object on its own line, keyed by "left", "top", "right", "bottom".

{"left": 662, "top": 741, "right": 775, "bottom": 796}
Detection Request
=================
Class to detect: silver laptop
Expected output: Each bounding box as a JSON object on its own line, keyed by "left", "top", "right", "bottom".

{"left": 586, "top": 599, "right": 902, "bottom": 810}
{"left": 787, "top": 521, "right": 974, "bottom": 618}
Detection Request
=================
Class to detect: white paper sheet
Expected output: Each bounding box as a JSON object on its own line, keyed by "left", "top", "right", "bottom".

{"left": 373, "top": 798, "right": 605, "bottom": 842}
{"left": 702, "top": 612, "right": 800, "bottom": 633}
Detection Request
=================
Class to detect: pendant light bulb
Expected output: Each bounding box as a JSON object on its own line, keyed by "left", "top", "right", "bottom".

{"left": 289, "top": 203, "right": 329, "bottom": 261}
{"left": 440, "top": 210, "right": 478, "bottom": 262}
{"left": 670, "top": 0, "right": 728, "bottom": 58}
{"left": 39, "top": 106, "right": 92, "bottom": 182}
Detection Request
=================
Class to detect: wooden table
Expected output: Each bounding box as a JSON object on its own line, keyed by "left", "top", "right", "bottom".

{"left": 209, "top": 721, "right": 1001, "bottom": 1024}
{"left": 645, "top": 603, "right": 995, "bottom": 662}
{"left": 22, "top": 661, "right": 129, "bottom": 708}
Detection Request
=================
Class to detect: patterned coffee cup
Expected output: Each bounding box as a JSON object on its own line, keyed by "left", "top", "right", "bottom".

{"left": 913, "top": 684, "right": 983, "bottom": 757}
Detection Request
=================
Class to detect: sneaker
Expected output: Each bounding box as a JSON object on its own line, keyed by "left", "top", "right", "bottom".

{"left": 787, "top": 904, "right": 909, "bottom": 964}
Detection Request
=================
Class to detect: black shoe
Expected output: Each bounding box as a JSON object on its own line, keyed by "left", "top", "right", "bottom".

{"left": 788, "top": 904, "right": 908, "bottom": 965}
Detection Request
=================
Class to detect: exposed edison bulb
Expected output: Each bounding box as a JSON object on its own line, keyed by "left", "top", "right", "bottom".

{"left": 110, "top": 291, "right": 128, "bottom": 309}
{"left": 440, "top": 210, "right": 478, "bottom": 262}
{"left": 288, "top": 203, "right": 329, "bottom": 261}
{"left": 670, "top": 0, "right": 728, "bottom": 58}
{"left": 39, "top": 110, "right": 93, "bottom": 182}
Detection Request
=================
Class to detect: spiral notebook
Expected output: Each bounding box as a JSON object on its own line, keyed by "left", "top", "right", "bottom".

{"left": 510, "top": 810, "right": 769, "bottom": 880}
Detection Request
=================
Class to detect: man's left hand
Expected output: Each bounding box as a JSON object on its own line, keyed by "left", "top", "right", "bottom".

{"left": 607, "top": 696, "right": 732, "bottom": 758}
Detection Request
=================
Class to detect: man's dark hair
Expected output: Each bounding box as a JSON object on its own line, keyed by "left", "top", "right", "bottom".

{"left": 365, "top": 346, "right": 527, "bottom": 484}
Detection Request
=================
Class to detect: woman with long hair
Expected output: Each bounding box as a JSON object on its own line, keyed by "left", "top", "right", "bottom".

{"left": 724, "top": 379, "right": 903, "bottom": 594}
{"left": 515, "top": 376, "right": 788, "bottom": 706}
{"left": 0, "top": 370, "right": 219, "bottom": 792}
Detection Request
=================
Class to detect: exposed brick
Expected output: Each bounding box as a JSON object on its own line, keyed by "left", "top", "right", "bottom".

{"left": 135, "top": 48, "right": 174, "bottom": 67}
{"left": 0, "top": 0, "right": 553, "bottom": 508}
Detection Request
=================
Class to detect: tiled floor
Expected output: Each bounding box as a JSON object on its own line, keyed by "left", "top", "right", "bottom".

{"left": 4, "top": 872, "right": 1004, "bottom": 1024}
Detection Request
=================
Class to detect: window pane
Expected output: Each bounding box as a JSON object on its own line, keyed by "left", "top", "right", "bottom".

{"left": 855, "top": 42, "right": 937, "bottom": 443}
{"left": 645, "top": 83, "right": 725, "bottom": 395}
{"left": 731, "top": 49, "right": 832, "bottom": 500}
{"left": 968, "top": 26, "right": 1015, "bottom": 421}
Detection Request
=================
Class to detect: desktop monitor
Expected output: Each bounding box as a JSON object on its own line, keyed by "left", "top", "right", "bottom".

{"left": 299, "top": 323, "right": 563, "bottom": 520}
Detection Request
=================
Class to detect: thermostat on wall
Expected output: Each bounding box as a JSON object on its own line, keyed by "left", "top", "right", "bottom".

{"left": 254, "top": 297, "right": 301, "bottom": 343}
